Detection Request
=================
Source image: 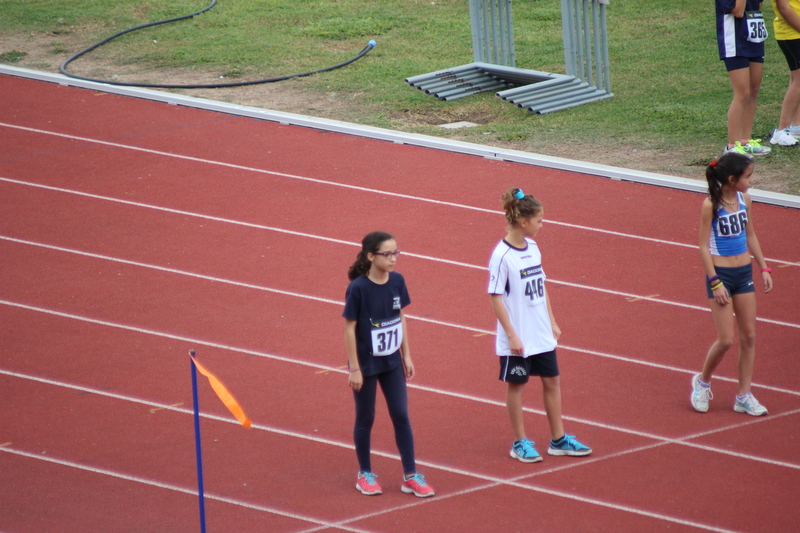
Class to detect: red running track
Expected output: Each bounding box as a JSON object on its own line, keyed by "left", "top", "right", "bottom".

{"left": 1, "top": 73, "right": 799, "bottom": 533}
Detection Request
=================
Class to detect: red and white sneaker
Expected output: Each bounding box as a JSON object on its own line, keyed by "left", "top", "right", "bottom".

{"left": 356, "top": 471, "right": 382, "bottom": 495}
{"left": 401, "top": 473, "right": 434, "bottom": 497}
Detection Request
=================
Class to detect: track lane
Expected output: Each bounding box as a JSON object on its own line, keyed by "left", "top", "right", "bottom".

{"left": 3, "top": 71, "right": 796, "bottom": 530}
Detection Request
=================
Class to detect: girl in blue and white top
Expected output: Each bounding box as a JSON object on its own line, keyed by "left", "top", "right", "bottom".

{"left": 692, "top": 153, "right": 773, "bottom": 416}
{"left": 343, "top": 231, "right": 434, "bottom": 498}
{"left": 488, "top": 188, "right": 591, "bottom": 463}
{"left": 716, "top": 0, "right": 772, "bottom": 156}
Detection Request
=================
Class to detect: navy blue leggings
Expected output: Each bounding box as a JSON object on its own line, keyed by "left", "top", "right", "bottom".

{"left": 353, "top": 363, "right": 415, "bottom": 475}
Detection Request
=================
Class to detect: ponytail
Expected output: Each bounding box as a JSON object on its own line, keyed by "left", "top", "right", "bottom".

{"left": 501, "top": 187, "right": 542, "bottom": 226}
{"left": 706, "top": 153, "right": 752, "bottom": 216}
{"left": 347, "top": 231, "right": 394, "bottom": 280}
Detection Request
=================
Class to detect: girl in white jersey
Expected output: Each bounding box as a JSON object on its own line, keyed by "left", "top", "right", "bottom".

{"left": 692, "top": 153, "right": 773, "bottom": 416}
{"left": 488, "top": 188, "right": 591, "bottom": 462}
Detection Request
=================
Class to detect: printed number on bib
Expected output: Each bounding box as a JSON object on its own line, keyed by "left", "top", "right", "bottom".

{"left": 370, "top": 316, "right": 403, "bottom": 356}
{"left": 745, "top": 11, "right": 767, "bottom": 43}
{"left": 716, "top": 211, "right": 748, "bottom": 237}
{"left": 520, "top": 265, "right": 545, "bottom": 306}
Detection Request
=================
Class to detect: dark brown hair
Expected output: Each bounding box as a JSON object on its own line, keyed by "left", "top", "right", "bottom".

{"left": 706, "top": 154, "right": 753, "bottom": 216}
{"left": 347, "top": 231, "right": 394, "bottom": 280}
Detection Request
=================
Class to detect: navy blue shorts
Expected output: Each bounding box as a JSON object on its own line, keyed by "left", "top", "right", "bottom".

{"left": 499, "top": 350, "right": 559, "bottom": 383}
{"left": 723, "top": 56, "right": 764, "bottom": 71}
{"left": 706, "top": 264, "right": 755, "bottom": 298}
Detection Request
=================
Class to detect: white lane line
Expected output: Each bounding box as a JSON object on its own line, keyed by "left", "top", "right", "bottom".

{"left": 0, "top": 446, "right": 370, "bottom": 533}
{"left": 2, "top": 308, "right": 800, "bottom": 458}
{"left": 1, "top": 232, "right": 798, "bottom": 330}
{"left": 2, "top": 370, "right": 796, "bottom": 533}
{"left": 0, "top": 125, "right": 797, "bottom": 268}
{"left": 1, "top": 240, "right": 799, "bottom": 394}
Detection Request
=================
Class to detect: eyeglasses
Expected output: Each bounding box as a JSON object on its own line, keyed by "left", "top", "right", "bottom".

{"left": 373, "top": 250, "right": 401, "bottom": 259}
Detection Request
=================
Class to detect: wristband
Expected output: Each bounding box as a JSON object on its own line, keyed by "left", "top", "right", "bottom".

{"left": 348, "top": 368, "right": 361, "bottom": 373}
{"left": 761, "top": 268, "right": 771, "bottom": 274}
{"left": 707, "top": 275, "right": 720, "bottom": 285}
{"left": 710, "top": 281, "right": 724, "bottom": 291}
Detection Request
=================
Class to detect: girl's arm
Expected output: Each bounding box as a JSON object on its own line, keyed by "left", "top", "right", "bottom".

{"left": 699, "top": 199, "right": 731, "bottom": 305}
{"left": 732, "top": 0, "right": 747, "bottom": 17}
{"left": 490, "top": 294, "right": 524, "bottom": 355}
{"left": 344, "top": 319, "right": 363, "bottom": 391}
{"left": 743, "top": 193, "right": 773, "bottom": 292}
{"left": 399, "top": 310, "right": 415, "bottom": 379}
{"left": 776, "top": 0, "right": 800, "bottom": 32}
{"left": 545, "top": 289, "right": 561, "bottom": 342}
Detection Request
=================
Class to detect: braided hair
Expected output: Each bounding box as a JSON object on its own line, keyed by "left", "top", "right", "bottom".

{"left": 347, "top": 231, "right": 394, "bottom": 281}
{"left": 706, "top": 154, "right": 753, "bottom": 216}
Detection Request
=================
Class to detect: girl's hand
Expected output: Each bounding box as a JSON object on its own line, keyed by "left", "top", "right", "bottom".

{"left": 349, "top": 369, "right": 363, "bottom": 392}
{"left": 713, "top": 284, "right": 730, "bottom": 306}
{"left": 551, "top": 322, "right": 561, "bottom": 341}
{"left": 403, "top": 356, "right": 415, "bottom": 380}
{"left": 762, "top": 271, "right": 773, "bottom": 293}
{"left": 509, "top": 335, "right": 524, "bottom": 356}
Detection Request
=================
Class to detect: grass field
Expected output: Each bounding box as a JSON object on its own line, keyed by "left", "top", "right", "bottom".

{"left": 1, "top": 0, "right": 798, "bottom": 194}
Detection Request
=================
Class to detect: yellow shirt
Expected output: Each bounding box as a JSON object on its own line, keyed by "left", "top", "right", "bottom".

{"left": 772, "top": 0, "right": 800, "bottom": 39}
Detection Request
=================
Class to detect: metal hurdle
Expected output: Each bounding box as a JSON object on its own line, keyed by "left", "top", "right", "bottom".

{"left": 470, "top": 0, "right": 516, "bottom": 66}
{"left": 405, "top": 0, "right": 613, "bottom": 114}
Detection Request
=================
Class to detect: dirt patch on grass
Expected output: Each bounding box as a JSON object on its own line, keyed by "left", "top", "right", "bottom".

{"left": 2, "top": 29, "right": 797, "bottom": 196}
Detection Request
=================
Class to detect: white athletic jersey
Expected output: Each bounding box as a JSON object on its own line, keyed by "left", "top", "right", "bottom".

{"left": 487, "top": 238, "right": 557, "bottom": 357}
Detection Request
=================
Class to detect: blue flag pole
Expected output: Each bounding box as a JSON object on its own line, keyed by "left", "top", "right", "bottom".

{"left": 189, "top": 349, "right": 207, "bottom": 533}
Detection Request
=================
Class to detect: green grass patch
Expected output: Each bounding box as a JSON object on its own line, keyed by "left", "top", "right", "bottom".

{"left": 0, "top": 50, "right": 27, "bottom": 62}
{"left": 0, "top": 0, "right": 797, "bottom": 192}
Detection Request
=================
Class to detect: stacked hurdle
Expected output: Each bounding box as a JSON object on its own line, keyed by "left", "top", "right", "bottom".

{"left": 405, "top": 0, "right": 613, "bottom": 114}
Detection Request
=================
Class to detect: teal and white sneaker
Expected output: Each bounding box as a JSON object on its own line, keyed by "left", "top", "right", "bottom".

{"left": 691, "top": 373, "right": 713, "bottom": 413}
{"left": 510, "top": 438, "right": 542, "bottom": 463}
{"left": 786, "top": 124, "right": 800, "bottom": 139}
{"left": 770, "top": 128, "right": 799, "bottom": 146}
{"left": 734, "top": 393, "right": 768, "bottom": 416}
{"left": 548, "top": 434, "right": 592, "bottom": 456}
{"left": 743, "top": 139, "right": 771, "bottom": 156}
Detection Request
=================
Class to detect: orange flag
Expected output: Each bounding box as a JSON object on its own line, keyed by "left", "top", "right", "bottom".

{"left": 190, "top": 354, "right": 251, "bottom": 428}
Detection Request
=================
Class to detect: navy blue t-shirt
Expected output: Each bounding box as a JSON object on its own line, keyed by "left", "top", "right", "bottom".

{"left": 716, "top": 0, "right": 766, "bottom": 59}
{"left": 343, "top": 272, "right": 411, "bottom": 377}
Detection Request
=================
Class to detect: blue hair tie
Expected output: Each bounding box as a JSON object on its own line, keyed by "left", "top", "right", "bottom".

{"left": 514, "top": 189, "right": 525, "bottom": 199}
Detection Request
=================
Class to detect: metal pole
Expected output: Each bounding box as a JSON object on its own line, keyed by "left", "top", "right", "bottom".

{"left": 190, "top": 350, "right": 207, "bottom": 533}
{"left": 561, "top": 0, "right": 576, "bottom": 77}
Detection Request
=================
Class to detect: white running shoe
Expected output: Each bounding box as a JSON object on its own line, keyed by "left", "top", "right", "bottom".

{"left": 691, "top": 373, "right": 712, "bottom": 413}
{"left": 787, "top": 125, "right": 800, "bottom": 139}
{"left": 734, "top": 393, "right": 768, "bottom": 416}
{"left": 769, "top": 128, "right": 799, "bottom": 146}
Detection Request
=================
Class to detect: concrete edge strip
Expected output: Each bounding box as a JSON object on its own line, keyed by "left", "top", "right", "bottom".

{"left": 2, "top": 64, "right": 798, "bottom": 209}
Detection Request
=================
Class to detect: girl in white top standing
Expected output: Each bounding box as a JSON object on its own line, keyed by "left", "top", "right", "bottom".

{"left": 488, "top": 188, "right": 591, "bottom": 462}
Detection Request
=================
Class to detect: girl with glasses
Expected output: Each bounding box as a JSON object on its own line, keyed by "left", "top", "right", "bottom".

{"left": 343, "top": 231, "right": 434, "bottom": 497}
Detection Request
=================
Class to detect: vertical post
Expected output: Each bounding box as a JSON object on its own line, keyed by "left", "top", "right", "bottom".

{"left": 504, "top": 0, "right": 516, "bottom": 67}
{"left": 561, "top": 0, "right": 611, "bottom": 93}
{"left": 469, "top": 0, "right": 484, "bottom": 63}
{"left": 561, "top": 0, "right": 577, "bottom": 77}
{"left": 599, "top": 0, "right": 611, "bottom": 92}
{"left": 582, "top": 0, "right": 592, "bottom": 84}
{"left": 469, "top": 0, "right": 515, "bottom": 67}
{"left": 190, "top": 350, "right": 208, "bottom": 533}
